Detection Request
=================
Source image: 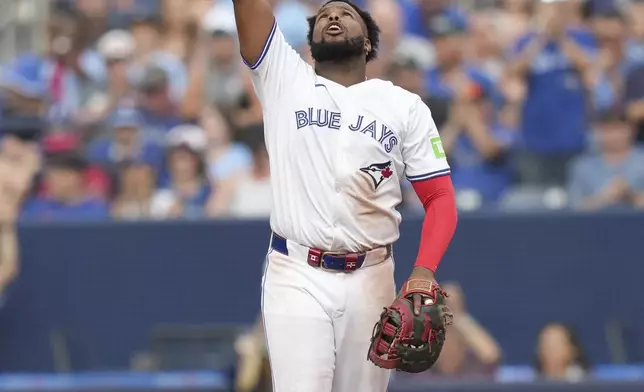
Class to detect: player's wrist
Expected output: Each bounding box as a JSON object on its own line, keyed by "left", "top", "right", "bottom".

{"left": 410, "top": 265, "right": 436, "bottom": 281}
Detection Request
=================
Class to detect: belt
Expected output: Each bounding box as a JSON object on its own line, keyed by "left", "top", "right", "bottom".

{"left": 270, "top": 232, "right": 391, "bottom": 272}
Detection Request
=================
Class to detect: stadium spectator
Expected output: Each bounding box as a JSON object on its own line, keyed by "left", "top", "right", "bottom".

{"left": 42, "top": 132, "right": 112, "bottom": 200}
{"left": 87, "top": 107, "right": 163, "bottom": 173}
{"left": 43, "top": 8, "right": 104, "bottom": 130}
{"left": 202, "top": 107, "right": 252, "bottom": 183}
{"left": 630, "top": 0, "right": 644, "bottom": 66}
{"left": 401, "top": 0, "right": 465, "bottom": 38}
{"left": 494, "top": 0, "right": 532, "bottom": 51}
{"left": 111, "top": 162, "right": 157, "bottom": 220}
{"left": 441, "top": 82, "right": 516, "bottom": 205}
{"left": 150, "top": 125, "right": 211, "bottom": 219}
{"left": 534, "top": 322, "right": 590, "bottom": 381}
{"left": 128, "top": 16, "right": 187, "bottom": 103}
{"left": 208, "top": 129, "right": 271, "bottom": 218}
{"left": 432, "top": 282, "right": 501, "bottom": 378}
{"left": 365, "top": 0, "right": 403, "bottom": 79}
{"left": 197, "top": 4, "right": 246, "bottom": 110}
{"left": 136, "top": 65, "right": 184, "bottom": 144}
{"left": 0, "top": 55, "right": 48, "bottom": 117}
{"left": 387, "top": 49, "right": 430, "bottom": 98}
{"left": 567, "top": 106, "right": 644, "bottom": 210}
{"left": 21, "top": 151, "right": 110, "bottom": 221}
{"left": 468, "top": 11, "right": 505, "bottom": 81}
{"left": 508, "top": 0, "right": 595, "bottom": 186}
{"left": 161, "top": 0, "right": 214, "bottom": 60}
{"left": 626, "top": 65, "right": 644, "bottom": 142}
{"left": 3, "top": 0, "right": 643, "bottom": 218}
{"left": 80, "top": 29, "right": 138, "bottom": 130}
{"left": 425, "top": 9, "right": 495, "bottom": 103}
{"left": 235, "top": 315, "right": 271, "bottom": 392}
{"left": 588, "top": 1, "right": 630, "bottom": 114}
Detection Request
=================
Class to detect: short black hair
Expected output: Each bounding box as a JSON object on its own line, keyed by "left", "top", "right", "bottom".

{"left": 46, "top": 151, "right": 88, "bottom": 172}
{"left": 306, "top": 0, "right": 380, "bottom": 62}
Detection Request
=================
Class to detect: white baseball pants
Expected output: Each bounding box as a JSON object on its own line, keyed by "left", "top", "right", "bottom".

{"left": 261, "top": 241, "right": 396, "bottom": 392}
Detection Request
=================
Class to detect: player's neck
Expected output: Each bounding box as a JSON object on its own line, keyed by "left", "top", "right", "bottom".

{"left": 315, "top": 60, "right": 367, "bottom": 87}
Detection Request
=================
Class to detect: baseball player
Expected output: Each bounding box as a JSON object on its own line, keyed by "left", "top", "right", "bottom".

{"left": 232, "top": 0, "right": 458, "bottom": 391}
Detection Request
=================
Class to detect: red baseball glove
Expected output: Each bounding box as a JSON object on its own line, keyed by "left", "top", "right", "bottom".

{"left": 368, "top": 279, "right": 453, "bottom": 373}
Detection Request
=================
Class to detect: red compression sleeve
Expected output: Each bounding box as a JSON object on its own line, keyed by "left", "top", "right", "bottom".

{"left": 411, "top": 175, "right": 458, "bottom": 272}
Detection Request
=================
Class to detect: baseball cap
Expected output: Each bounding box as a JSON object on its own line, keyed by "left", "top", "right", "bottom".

{"left": 97, "top": 30, "right": 135, "bottom": 60}
{"left": 110, "top": 107, "right": 143, "bottom": 129}
{"left": 393, "top": 36, "right": 435, "bottom": 71}
{"left": 202, "top": 5, "right": 237, "bottom": 35}
{"left": 0, "top": 54, "right": 46, "bottom": 99}
{"left": 42, "top": 133, "right": 80, "bottom": 154}
{"left": 427, "top": 9, "right": 469, "bottom": 37}
{"left": 0, "top": 115, "right": 45, "bottom": 141}
{"left": 166, "top": 124, "right": 208, "bottom": 153}
{"left": 46, "top": 150, "right": 88, "bottom": 172}
{"left": 138, "top": 65, "right": 168, "bottom": 92}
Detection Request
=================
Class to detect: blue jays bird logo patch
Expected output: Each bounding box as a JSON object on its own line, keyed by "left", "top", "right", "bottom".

{"left": 360, "top": 161, "right": 393, "bottom": 190}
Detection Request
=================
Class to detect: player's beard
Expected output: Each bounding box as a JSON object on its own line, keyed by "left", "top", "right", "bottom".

{"left": 310, "top": 36, "right": 366, "bottom": 64}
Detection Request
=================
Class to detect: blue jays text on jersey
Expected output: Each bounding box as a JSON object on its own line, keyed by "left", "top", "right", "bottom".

{"left": 294, "top": 108, "right": 399, "bottom": 153}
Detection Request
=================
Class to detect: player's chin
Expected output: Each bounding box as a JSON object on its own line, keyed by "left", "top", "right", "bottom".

{"left": 321, "top": 32, "right": 347, "bottom": 42}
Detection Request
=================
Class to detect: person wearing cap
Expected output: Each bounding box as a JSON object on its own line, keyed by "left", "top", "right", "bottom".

{"left": 20, "top": 152, "right": 110, "bottom": 221}
{"left": 128, "top": 16, "right": 187, "bottom": 103}
{"left": 137, "top": 65, "right": 184, "bottom": 143}
{"left": 79, "top": 29, "right": 138, "bottom": 125}
{"left": 87, "top": 107, "right": 163, "bottom": 172}
{"left": 424, "top": 10, "right": 497, "bottom": 104}
{"left": 183, "top": 3, "right": 245, "bottom": 113}
{"left": 150, "top": 125, "right": 212, "bottom": 219}
{"left": 508, "top": 0, "right": 596, "bottom": 186}
{"left": 567, "top": 106, "right": 644, "bottom": 210}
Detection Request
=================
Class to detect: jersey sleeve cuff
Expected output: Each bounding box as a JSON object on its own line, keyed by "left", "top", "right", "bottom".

{"left": 242, "top": 21, "right": 278, "bottom": 70}
{"left": 406, "top": 168, "right": 451, "bottom": 182}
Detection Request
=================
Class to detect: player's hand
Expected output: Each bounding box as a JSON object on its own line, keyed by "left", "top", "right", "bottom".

{"left": 407, "top": 266, "right": 437, "bottom": 315}
{"left": 602, "top": 178, "right": 630, "bottom": 202}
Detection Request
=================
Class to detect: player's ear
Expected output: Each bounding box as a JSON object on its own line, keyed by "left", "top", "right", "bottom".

{"left": 364, "top": 39, "right": 372, "bottom": 56}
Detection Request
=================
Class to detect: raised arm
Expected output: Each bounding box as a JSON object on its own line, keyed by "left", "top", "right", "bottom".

{"left": 232, "top": 0, "right": 313, "bottom": 108}
{"left": 232, "top": 0, "right": 277, "bottom": 68}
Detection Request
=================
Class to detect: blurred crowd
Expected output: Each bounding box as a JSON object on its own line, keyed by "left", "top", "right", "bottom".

{"left": 1, "top": 0, "right": 644, "bottom": 224}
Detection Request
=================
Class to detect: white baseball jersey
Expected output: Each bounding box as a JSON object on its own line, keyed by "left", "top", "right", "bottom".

{"left": 247, "top": 22, "right": 450, "bottom": 252}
